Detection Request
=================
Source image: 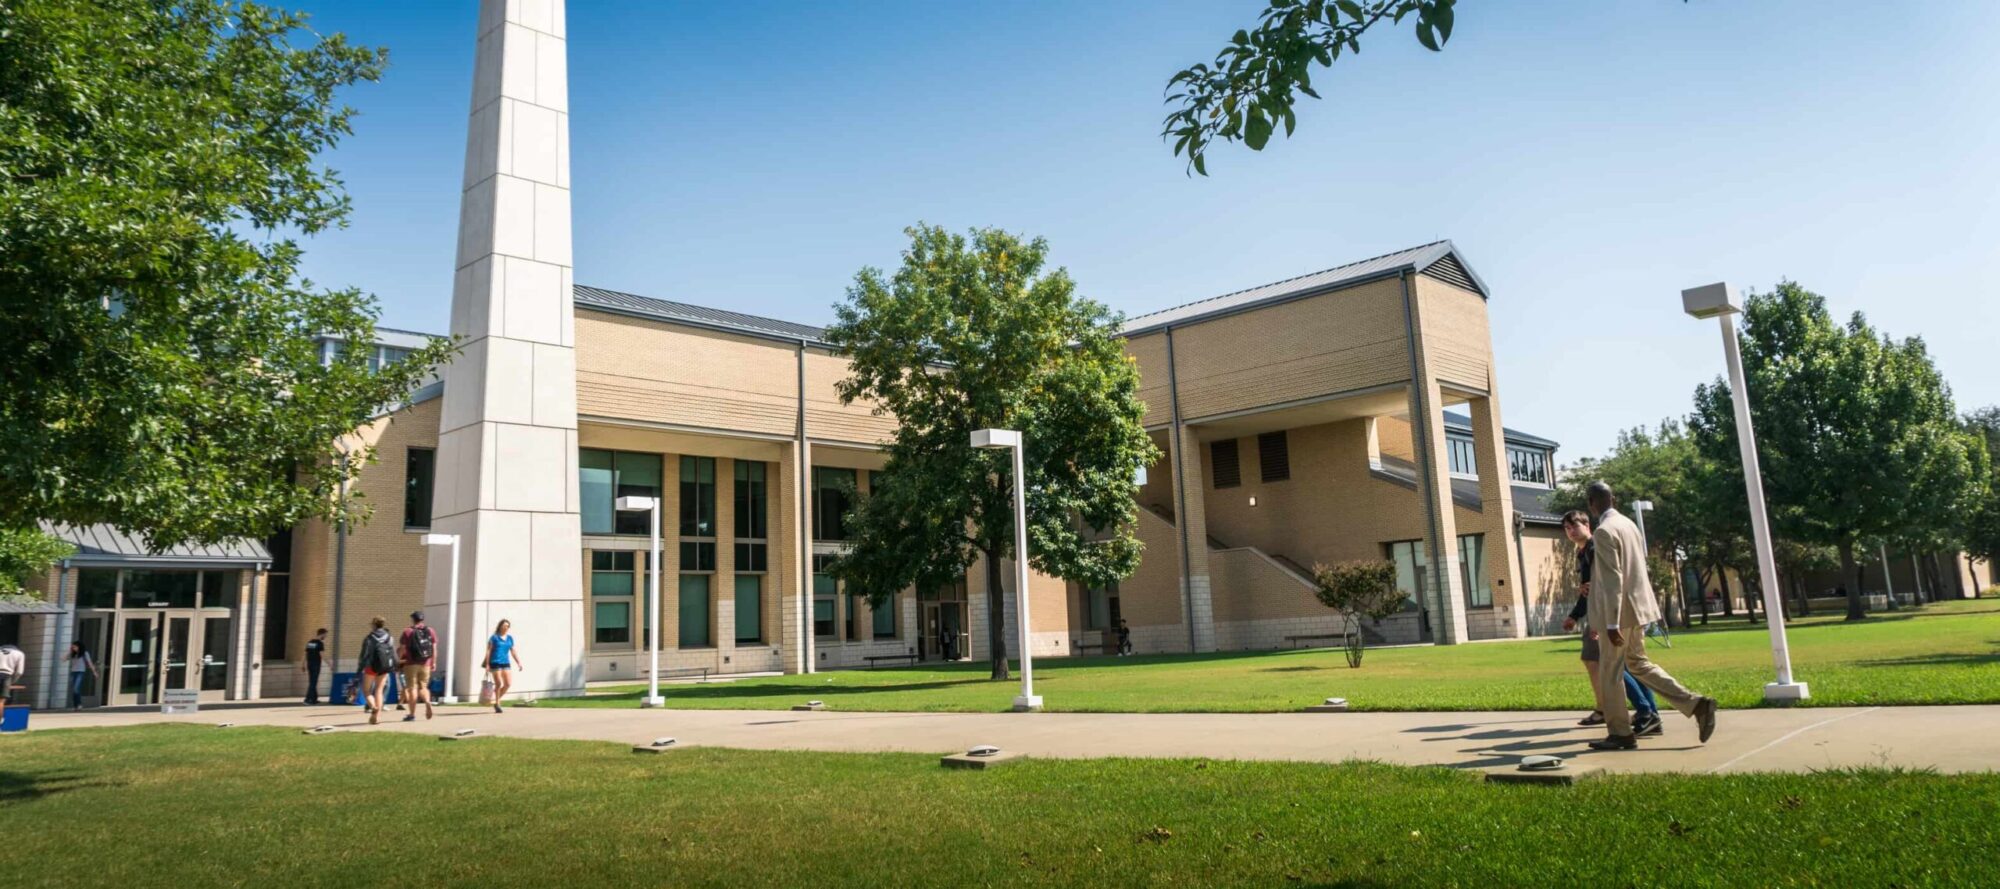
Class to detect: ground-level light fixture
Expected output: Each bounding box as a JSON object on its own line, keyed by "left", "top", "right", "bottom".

{"left": 1682, "top": 283, "right": 1806, "bottom": 702}
{"left": 971, "top": 428, "right": 1042, "bottom": 712}
{"left": 615, "top": 495, "right": 668, "bottom": 708}
{"left": 419, "top": 533, "right": 462, "bottom": 703}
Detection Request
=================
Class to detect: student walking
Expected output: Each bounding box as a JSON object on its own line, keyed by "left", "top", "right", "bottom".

{"left": 1116, "top": 619, "right": 1133, "bottom": 656}
{"left": 481, "top": 619, "right": 521, "bottom": 713}
{"left": 303, "top": 628, "right": 328, "bottom": 705}
{"left": 66, "top": 642, "right": 99, "bottom": 710}
{"left": 1558, "top": 510, "right": 1660, "bottom": 734}
{"left": 0, "top": 643, "right": 25, "bottom": 707}
{"left": 399, "top": 612, "right": 438, "bottom": 722}
{"left": 1585, "top": 482, "right": 1719, "bottom": 750}
{"left": 358, "top": 617, "right": 398, "bottom": 725}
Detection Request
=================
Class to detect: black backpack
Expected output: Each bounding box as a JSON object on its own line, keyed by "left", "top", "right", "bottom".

{"left": 407, "top": 626, "right": 435, "bottom": 662}
{"left": 364, "top": 633, "right": 396, "bottom": 673}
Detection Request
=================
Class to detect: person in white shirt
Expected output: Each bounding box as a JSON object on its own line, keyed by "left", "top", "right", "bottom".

{"left": 0, "top": 643, "right": 26, "bottom": 707}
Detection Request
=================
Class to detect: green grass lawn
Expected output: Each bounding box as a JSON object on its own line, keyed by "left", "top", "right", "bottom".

{"left": 546, "top": 601, "right": 2000, "bottom": 713}
{"left": 1, "top": 726, "right": 1993, "bottom": 888}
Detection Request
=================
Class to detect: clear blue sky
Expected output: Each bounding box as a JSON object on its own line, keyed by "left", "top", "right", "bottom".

{"left": 291, "top": 1, "right": 1999, "bottom": 461}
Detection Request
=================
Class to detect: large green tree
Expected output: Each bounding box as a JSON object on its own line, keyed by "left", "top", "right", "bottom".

{"left": 825, "top": 225, "right": 1159, "bottom": 680}
{"left": 1690, "top": 283, "right": 1985, "bottom": 621}
{"left": 1962, "top": 407, "right": 2000, "bottom": 584}
{"left": 1163, "top": 0, "right": 1459, "bottom": 174}
{"left": 0, "top": 0, "right": 449, "bottom": 558}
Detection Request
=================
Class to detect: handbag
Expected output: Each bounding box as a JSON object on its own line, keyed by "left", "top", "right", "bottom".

{"left": 479, "top": 672, "right": 496, "bottom": 705}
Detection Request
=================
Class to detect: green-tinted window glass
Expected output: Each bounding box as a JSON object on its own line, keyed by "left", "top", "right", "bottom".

{"left": 678, "top": 574, "right": 711, "bottom": 648}
{"left": 594, "top": 602, "right": 631, "bottom": 646}
{"left": 734, "top": 461, "right": 767, "bottom": 539}
{"left": 580, "top": 449, "right": 615, "bottom": 534}
{"left": 734, "top": 575, "right": 762, "bottom": 644}
{"left": 125, "top": 570, "right": 197, "bottom": 609}
{"left": 615, "top": 453, "right": 663, "bottom": 535}
{"left": 872, "top": 595, "right": 897, "bottom": 638}
{"left": 76, "top": 570, "right": 119, "bottom": 608}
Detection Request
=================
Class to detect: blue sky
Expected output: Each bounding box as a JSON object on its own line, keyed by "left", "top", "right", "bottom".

{"left": 292, "top": 1, "right": 2000, "bottom": 460}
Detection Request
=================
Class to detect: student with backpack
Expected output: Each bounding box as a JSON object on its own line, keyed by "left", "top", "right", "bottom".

{"left": 358, "top": 617, "right": 398, "bottom": 725}
{"left": 399, "top": 612, "right": 439, "bottom": 722}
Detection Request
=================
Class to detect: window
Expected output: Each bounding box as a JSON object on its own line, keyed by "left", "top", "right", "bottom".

{"left": 76, "top": 569, "right": 119, "bottom": 609}
{"left": 200, "top": 571, "right": 239, "bottom": 610}
{"left": 872, "top": 593, "right": 897, "bottom": 638}
{"left": 580, "top": 449, "right": 663, "bottom": 535}
{"left": 124, "top": 570, "right": 197, "bottom": 608}
{"left": 678, "top": 574, "right": 711, "bottom": 648}
{"left": 847, "top": 589, "right": 865, "bottom": 640}
{"left": 1447, "top": 436, "right": 1477, "bottom": 477}
{"left": 1508, "top": 447, "right": 1550, "bottom": 486}
{"left": 680, "top": 456, "right": 717, "bottom": 570}
{"left": 734, "top": 461, "right": 768, "bottom": 572}
{"left": 1386, "top": 540, "right": 1428, "bottom": 614}
{"left": 404, "top": 447, "right": 435, "bottom": 529}
{"left": 589, "top": 551, "right": 638, "bottom": 648}
{"left": 1210, "top": 439, "right": 1241, "bottom": 489}
{"left": 378, "top": 346, "right": 411, "bottom": 368}
{"left": 1459, "top": 534, "right": 1491, "bottom": 608}
{"left": 735, "top": 575, "right": 763, "bottom": 644}
{"left": 1257, "top": 432, "right": 1290, "bottom": 482}
{"left": 261, "top": 576, "right": 291, "bottom": 660}
{"left": 1085, "top": 583, "right": 1121, "bottom": 630}
{"left": 812, "top": 467, "right": 856, "bottom": 541}
{"left": 812, "top": 554, "right": 838, "bottom": 638}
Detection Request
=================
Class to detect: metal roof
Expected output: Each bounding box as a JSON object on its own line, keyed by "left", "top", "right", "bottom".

{"left": 1119, "top": 240, "right": 1488, "bottom": 336}
{"left": 1442, "top": 411, "right": 1560, "bottom": 450}
{"left": 41, "top": 524, "right": 271, "bottom": 567}
{"left": 573, "top": 284, "right": 831, "bottom": 345}
{"left": 1512, "top": 485, "right": 1567, "bottom": 525}
{"left": 0, "top": 600, "right": 65, "bottom": 615}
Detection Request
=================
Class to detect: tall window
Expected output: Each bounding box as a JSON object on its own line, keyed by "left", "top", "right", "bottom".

{"left": 404, "top": 447, "right": 435, "bottom": 529}
{"left": 1085, "top": 583, "right": 1121, "bottom": 630}
{"left": 872, "top": 592, "right": 897, "bottom": 638}
{"left": 734, "top": 461, "right": 768, "bottom": 571}
{"left": 1459, "top": 534, "right": 1491, "bottom": 608}
{"left": 812, "top": 467, "right": 856, "bottom": 541}
{"left": 678, "top": 574, "right": 711, "bottom": 648}
{"left": 812, "top": 554, "right": 838, "bottom": 638}
{"left": 1257, "top": 431, "right": 1290, "bottom": 482}
{"left": 680, "top": 456, "right": 717, "bottom": 570}
{"left": 580, "top": 449, "right": 663, "bottom": 535}
{"left": 1386, "top": 540, "right": 1428, "bottom": 614}
{"left": 734, "top": 575, "right": 763, "bottom": 644}
{"left": 1446, "top": 436, "right": 1477, "bottom": 477}
{"left": 1210, "top": 439, "right": 1241, "bottom": 489}
{"left": 1507, "top": 447, "right": 1550, "bottom": 486}
{"left": 590, "top": 551, "right": 639, "bottom": 649}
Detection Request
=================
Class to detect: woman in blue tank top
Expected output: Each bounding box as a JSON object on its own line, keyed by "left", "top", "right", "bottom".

{"left": 482, "top": 619, "right": 522, "bottom": 713}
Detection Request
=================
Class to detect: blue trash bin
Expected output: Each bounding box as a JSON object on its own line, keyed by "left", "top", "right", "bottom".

{"left": 1, "top": 705, "right": 30, "bottom": 733}
{"left": 355, "top": 673, "right": 401, "bottom": 707}
{"left": 332, "top": 672, "right": 359, "bottom": 705}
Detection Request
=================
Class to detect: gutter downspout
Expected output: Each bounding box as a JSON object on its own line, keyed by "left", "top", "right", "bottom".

{"left": 1511, "top": 511, "right": 1532, "bottom": 636}
{"left": 1166, "top": 327, "right": 1197, "bottom": 653}
{"left": 797, "top": 340, "right": 813, "bottom": 674}
{"left": 332, "top": 445, "right": 351, "bottom": 689}
{"left": 45, "top": 560, "right": 72, "bottom": 708}
{"left": 1399, "top": 269, "right": 1447, "bottom": 644}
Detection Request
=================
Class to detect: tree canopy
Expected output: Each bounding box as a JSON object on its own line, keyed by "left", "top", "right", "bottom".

{"left": 825, "top": 225, "right": 1159, "bottom": 679}
{"left": 0, "top": 0, "right": 450, "bottom": 555}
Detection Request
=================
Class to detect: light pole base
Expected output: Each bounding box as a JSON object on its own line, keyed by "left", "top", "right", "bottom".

{"left": 641, "top": 696, "right": 668, "bottom": 708}
{"left": 440, "top": 696, "right": 461, "bottom": 705}
{"left": 1011, "top": 695, "right": 1044, "bottom": 712}
{"left": 1762, "top": 681, "right": 1810, "bottom": 703}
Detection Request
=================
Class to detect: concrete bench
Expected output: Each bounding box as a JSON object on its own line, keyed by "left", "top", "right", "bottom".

{"left": 863, "top": 654, "right": 918, "bottom": 669}
{"left": 1285, "top": 633, "right": 1356, "bottom": 650}
{"left": 648, "top": 666, "right": 710, "bottom": 683}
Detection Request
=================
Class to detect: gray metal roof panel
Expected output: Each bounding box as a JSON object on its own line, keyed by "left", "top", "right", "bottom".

{"left": 42, "top": 523, "right": 271, "bottom": 565}
{"left": 1512, "top": 484, "right": 1567, "bottom": 525}
{"left": 1119, "top": 240, "right": 1482, "bottom": 335}
{"left": 574, "top": 284, "right": 830, "bottom": 344}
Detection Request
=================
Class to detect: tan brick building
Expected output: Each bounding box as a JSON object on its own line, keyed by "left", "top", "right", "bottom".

{"left": 14, "top": 242, "right": 1610, "bottom": 706}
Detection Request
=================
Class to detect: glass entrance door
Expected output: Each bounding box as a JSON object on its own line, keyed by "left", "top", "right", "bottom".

{"left": 114, "top": 616, "right": 157, "bottom": 706}
{"left": 163, "top": 616, "right": 192, "bottom": 691}
{"left": 73, "top": 615, "right": 109, "bottom": 708}
{"left": 200, "top": 616, "right": 231, "bottom": 699}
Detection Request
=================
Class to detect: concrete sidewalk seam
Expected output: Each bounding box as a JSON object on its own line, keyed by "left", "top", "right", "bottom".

{"left": 1707, "top": 707, "right": 1881, "bottom": 774}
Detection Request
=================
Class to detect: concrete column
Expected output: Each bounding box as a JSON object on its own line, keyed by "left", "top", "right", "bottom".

{"left": 660, "top": 455, "right": 682, "bottom": 652}
{"left": 1464, "top": 393, "right": 1526, "bottom": 638}
{"left": 775, "top": 445, "right": 804, "bottom": 673}
{"left": 1408, "top": 380, "right": 1469, "bottom": 644}
{"left": 716, "top": 458, "right": 737, "bottom": 667}
{"left": 1168, "top": 425, "right": 1217, "bottom": 652}
{"left": 426, "top": 0, "right": 584, "bottom": 699}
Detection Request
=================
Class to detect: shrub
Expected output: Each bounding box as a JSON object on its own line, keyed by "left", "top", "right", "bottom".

{"left": 1310, "top": 560, "right": 1406, "bottom": 668}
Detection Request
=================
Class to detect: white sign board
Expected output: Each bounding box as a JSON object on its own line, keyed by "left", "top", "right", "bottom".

{"left": 161, "top": 689, "right": 200, "bottom": 715}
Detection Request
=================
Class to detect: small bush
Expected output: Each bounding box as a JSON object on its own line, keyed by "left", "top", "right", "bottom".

{"left": 1310, "top": 560, "right": 1407, "bottom": 668}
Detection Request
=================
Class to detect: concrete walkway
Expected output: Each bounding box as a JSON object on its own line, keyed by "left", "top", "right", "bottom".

{"left": 26, "top": 702, "right": 1997, "bottom": 775}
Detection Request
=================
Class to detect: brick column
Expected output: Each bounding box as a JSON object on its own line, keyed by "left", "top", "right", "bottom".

{"left": 716, "top": 458, "right": 738, "bottom": 668}
{"left": 776, "top": 445, "right": 804, "bottom": 673}
{"left": 1409, "top": 379, "right": 1469, "bottom": 644}
{"left": 659, "top": 454, "right": 682, "bottom": 655}
{"left": 1169, "top": 425, "right": 1216, "bottom": 652}
{"left": 1464, "top": 393, "right": 1526, "bottom": 638}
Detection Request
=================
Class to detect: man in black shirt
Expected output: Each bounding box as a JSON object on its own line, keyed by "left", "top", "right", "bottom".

{"left": 302, "top": 628, "right": 327, "bottom": 705}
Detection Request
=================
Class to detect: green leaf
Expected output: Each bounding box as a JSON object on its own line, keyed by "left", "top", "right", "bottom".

{"left": 1244, "top": 108, "right": 1273, "bottom": 150}
{"left": 1434, "top": 1, "right": 1454, "bottom": 42}
{"left": 1336, "top": 0, "right": 1367, "bottom": 23}
{"left": 1415, "top": 21, "right": 1439, "bottom": 51}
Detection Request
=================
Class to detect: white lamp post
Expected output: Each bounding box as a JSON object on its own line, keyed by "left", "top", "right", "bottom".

{"left": 418, "top": 533, "right": 461, "bottom": 703}
{"left": 971, "top": 428, "right": 1042, "bottom": 712}
{"left": 1682, "top": 283, "right": 1808, "bottom": 702}
{"left": 617, "top": 495, "right": 668, "bottom": 707}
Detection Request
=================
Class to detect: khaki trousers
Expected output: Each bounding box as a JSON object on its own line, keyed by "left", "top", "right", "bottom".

{"left": 1595, "top": 632, "right": 1701, "bottom": 737}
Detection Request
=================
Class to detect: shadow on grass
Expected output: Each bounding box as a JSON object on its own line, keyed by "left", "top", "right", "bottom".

{"left": 0, "top": 770, "right": 120, "bottom": 803}
{"left": 1854, "top": 652, "right": 2000, "bottom": 669}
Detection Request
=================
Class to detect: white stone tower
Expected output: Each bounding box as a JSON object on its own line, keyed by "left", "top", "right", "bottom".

{"left": 425, "top": 0, "right": 584, "bottom": 698}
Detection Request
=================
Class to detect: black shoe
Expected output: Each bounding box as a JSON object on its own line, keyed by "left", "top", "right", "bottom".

{"left": 1578, "top": 710, "right": 1606, "bottom": 726}
{"left": 1634, "top": 713, "right": 1665, "bottom": 737}
{"left": 402, "top": 714, "right": 416, "bottom": 722}
{"left": 493, "top": 704, "right": 503, "bottom": 714}
{"left": 1693, "top": 697, "right": 1719, "bottom": 744}
{"left": 1588, "top": 734, "right": 1638, "bottom": 751}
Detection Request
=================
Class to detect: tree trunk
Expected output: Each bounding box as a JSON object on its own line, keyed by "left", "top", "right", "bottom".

{"left": 1795, "top": 575, "right": 1812, "bottom": 616}
{"left": 1718, "top": 566, "right": 1736, "bottom": 619}
{"left": 983, "top": 544, "right": 1010, "bottom": 681}
{"left": 1839, "top": 540, "right": 1866, "bottom": 620}
{"left": 1744, "top": 577, "right": 1760, "bottom": 623}
{"left": 1696, "top": 566, "right": 1712, "bottom": 626}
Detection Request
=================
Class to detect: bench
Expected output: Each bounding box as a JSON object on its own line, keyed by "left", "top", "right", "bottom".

{"left": 647, "top": 666, "right": 710, "bottom": 683}
{"left": 863, "top": 654, "right": 918, "bottom": 669}
{"left": 1286, "top": 633, "right": 1356, "bottom": 650}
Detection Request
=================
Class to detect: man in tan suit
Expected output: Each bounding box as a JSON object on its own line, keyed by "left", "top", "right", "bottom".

{"left": 1586, "top": 482, "right": 1718, "bottom": 750}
